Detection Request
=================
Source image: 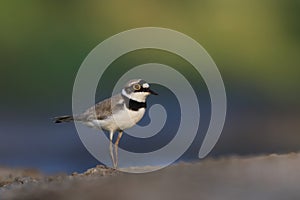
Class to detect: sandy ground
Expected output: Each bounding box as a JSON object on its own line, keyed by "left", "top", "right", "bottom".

{"left": 1, "top": 153, "right": 300, "bottom": 200}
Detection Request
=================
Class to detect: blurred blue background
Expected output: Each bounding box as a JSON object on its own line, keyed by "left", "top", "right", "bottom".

{"left": 0, "top": 1, "right": 299, "bottom": 174}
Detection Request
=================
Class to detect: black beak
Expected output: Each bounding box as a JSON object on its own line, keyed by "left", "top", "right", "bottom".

{"left": 149, "top": 88, "right": 158, "bottom": 95}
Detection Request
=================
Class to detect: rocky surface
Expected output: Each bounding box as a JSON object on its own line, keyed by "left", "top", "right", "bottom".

{"left": 1, "top": 153, "right": 300, "bottom": 200}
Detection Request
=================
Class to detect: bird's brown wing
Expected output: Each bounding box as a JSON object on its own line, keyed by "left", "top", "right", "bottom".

{"left": 78, "top": 94, "right": 124, "bottom": 121}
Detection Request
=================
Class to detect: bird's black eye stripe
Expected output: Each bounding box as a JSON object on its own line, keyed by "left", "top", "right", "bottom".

{"left": 133, "top": 87, "right": 149, "bottom": 93}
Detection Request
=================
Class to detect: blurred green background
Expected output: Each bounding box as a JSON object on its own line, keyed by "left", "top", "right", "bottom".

{"left": 0, "top": 1, "right": 299, "bottom": 173}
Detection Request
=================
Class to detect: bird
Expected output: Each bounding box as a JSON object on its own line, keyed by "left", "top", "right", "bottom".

{"left": 54, "top": 79, "right": 158, "bottom": 168}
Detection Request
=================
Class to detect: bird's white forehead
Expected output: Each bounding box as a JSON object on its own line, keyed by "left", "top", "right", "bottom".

{"left": 142, "top": 83, "right": 149, "bottom": 88}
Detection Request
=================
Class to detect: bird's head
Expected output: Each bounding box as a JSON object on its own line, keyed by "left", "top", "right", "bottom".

{"left": 122, "top": 79, "right": 158, "bottom": 102}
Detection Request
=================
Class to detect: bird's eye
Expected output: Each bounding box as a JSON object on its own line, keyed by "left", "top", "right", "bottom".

{"left": 133, "top": 84, "right": 141, "bottom": 90}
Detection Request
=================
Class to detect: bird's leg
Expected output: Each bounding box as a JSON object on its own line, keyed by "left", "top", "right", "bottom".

{"left": 109, "top": 130, "right": 115, "bottom": 168}
{"left": 114, "top": 130, "right": 123, "bottom": 169}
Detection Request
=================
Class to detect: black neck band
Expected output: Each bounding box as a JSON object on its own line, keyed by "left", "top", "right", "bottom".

{"left": 122, "top": 94, "right": 146, "bottom": 111}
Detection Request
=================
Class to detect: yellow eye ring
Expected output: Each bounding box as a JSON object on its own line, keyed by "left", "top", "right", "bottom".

{"left": 133, "top": 84, "right": 141, "bottom": 90}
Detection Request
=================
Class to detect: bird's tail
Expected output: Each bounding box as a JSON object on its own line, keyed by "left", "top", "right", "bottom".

{"left": 53, "top": 115, "right": 74, "bottom": 123}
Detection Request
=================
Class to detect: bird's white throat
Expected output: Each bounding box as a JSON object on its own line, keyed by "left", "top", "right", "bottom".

{"left": 121, "top": 89, "right": 149, "bottom": 103}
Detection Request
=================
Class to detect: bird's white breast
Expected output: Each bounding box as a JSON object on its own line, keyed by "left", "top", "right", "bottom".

{"left": 89, "top": 105, "right": 145, "bottom": 132}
